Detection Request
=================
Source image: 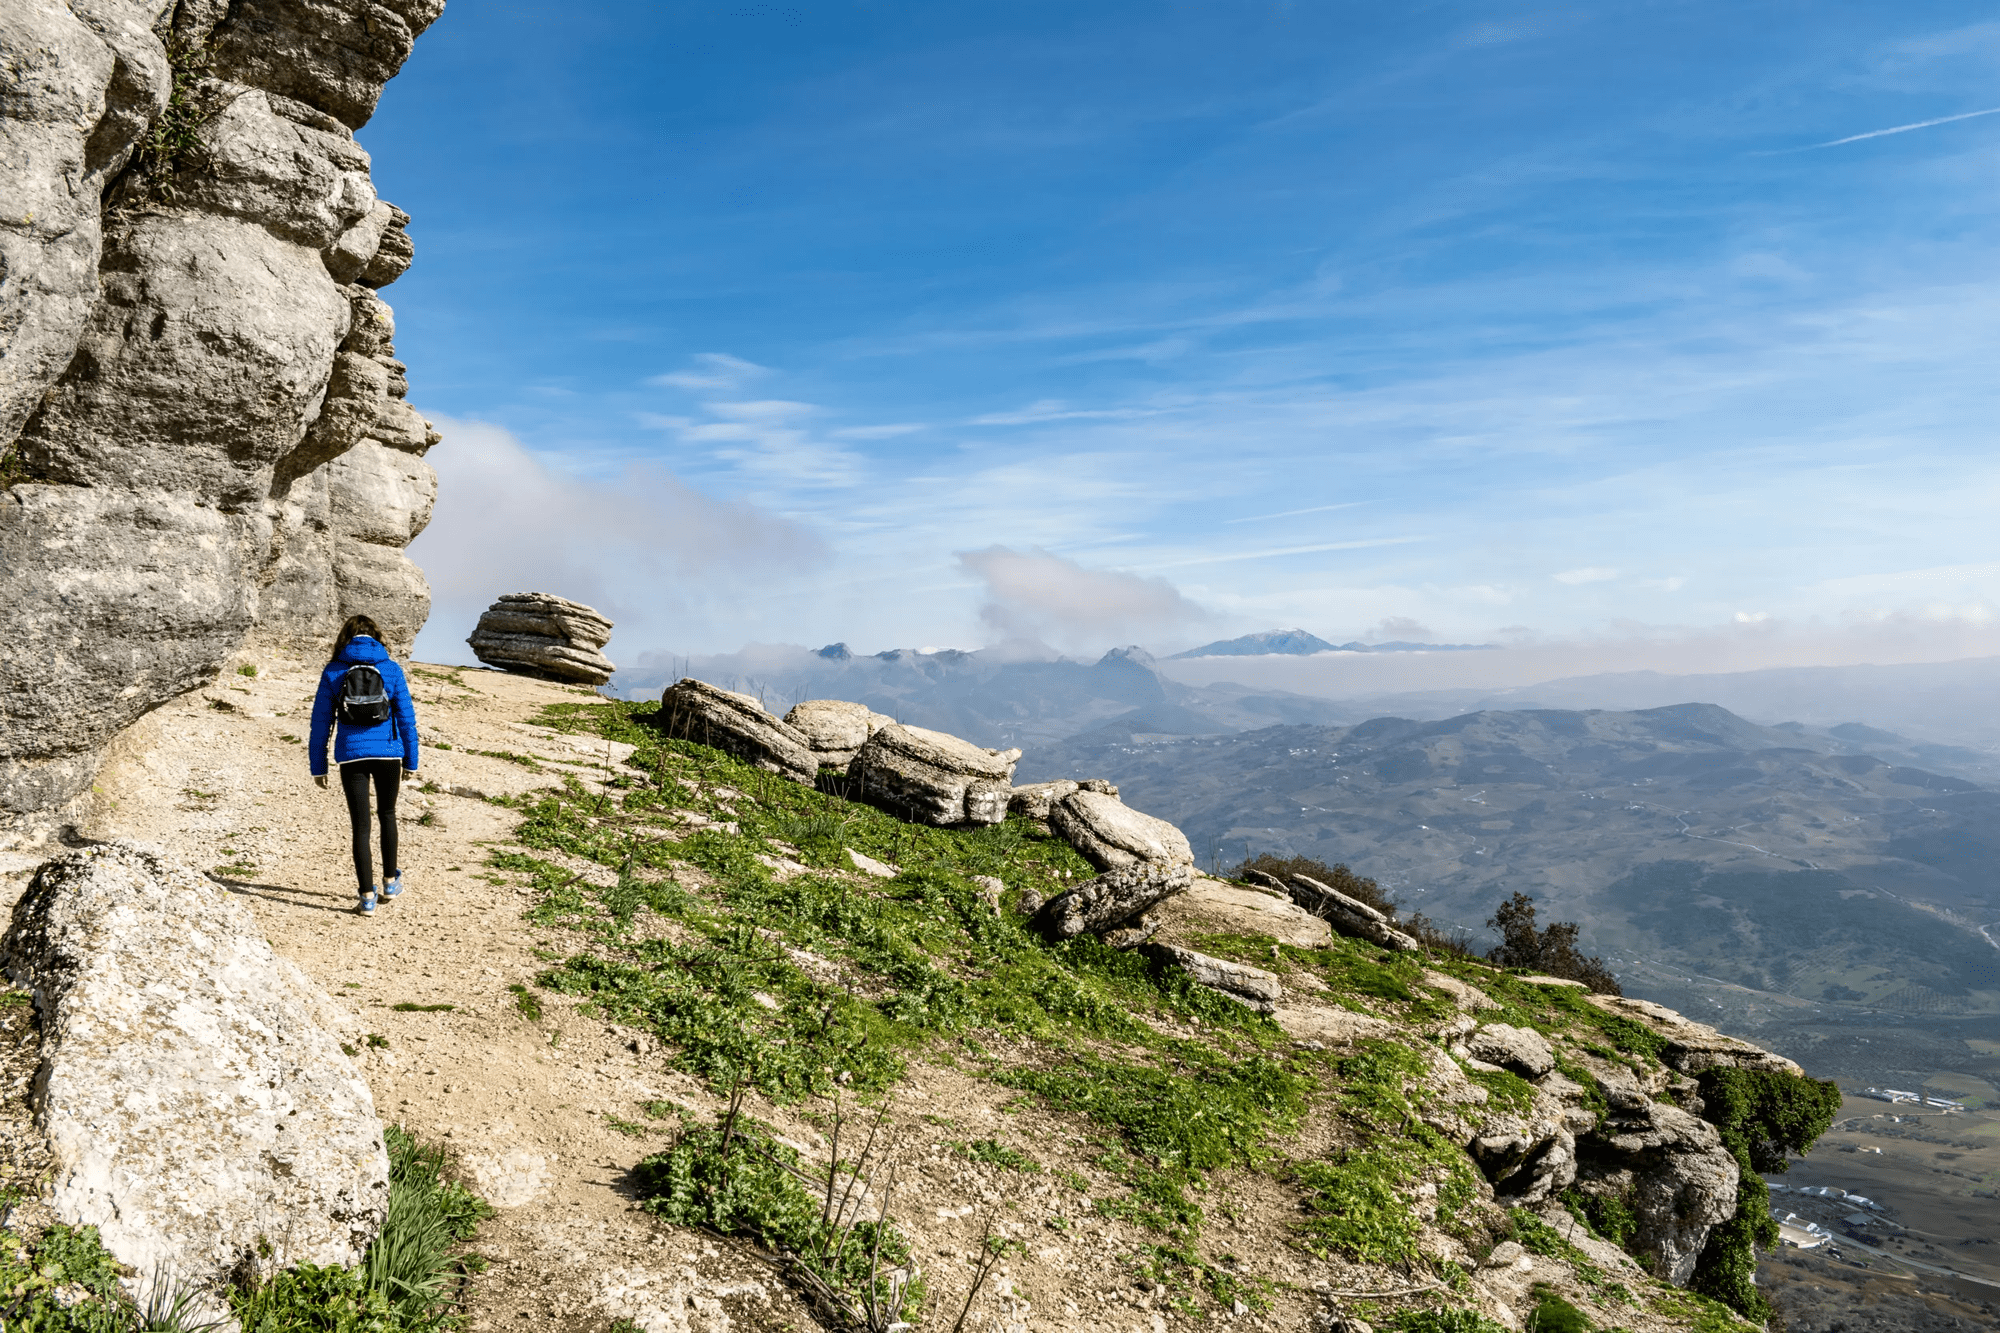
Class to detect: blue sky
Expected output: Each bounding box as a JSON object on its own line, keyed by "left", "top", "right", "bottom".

{"left": 379, "top": 2, "right": 2000, "bottom": 671}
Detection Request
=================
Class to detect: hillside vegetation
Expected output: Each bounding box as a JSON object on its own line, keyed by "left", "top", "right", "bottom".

{"left": 478, "top": 695, "right": 1837, "bottom": 1332}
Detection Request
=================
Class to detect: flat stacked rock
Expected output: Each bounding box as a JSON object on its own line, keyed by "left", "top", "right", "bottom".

{"left": 848, "top": 724, "right": 1021, "bottom": 826}
{"left": 659, "top": 679, "right": 816, "bottom": 784}
{"left": 1288, "top": 873, "right": 1420, "bottom": 952}
{"left": 783, "top": 699, "right": 896, "bottom": 770}
{"left": 467, "top": 593, "right": 616, "bottom": 686}
{"left": 1050, "top": 789, "right": 1193, "bottom": 872}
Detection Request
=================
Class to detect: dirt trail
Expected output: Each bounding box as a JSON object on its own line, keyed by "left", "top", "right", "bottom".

{"left": 50, "top": 656, "right": 822, "bottom": 1332}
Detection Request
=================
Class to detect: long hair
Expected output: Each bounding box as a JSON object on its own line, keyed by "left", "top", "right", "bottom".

{"left": 329, "top": 614, "right": 385, "bottom": 665}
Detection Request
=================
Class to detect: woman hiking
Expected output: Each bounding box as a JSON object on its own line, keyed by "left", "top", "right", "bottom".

{"left": 308, "top": 614, "right": 420, "bottom": 917}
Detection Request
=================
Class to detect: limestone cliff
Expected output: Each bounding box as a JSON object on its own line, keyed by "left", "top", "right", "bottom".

{"left": 0, "top": 0, "right": 444, "bottom": 820}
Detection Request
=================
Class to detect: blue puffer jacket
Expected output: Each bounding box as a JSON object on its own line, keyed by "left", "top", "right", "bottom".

{"left": 309, "top": 636, "right": 420, "bottom": 777}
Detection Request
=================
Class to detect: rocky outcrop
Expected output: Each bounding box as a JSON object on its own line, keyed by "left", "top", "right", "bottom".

{"left": 1006, "top": 779, "right": 1077, "bottom": 821}
{"left": 848, "top": 724, "right": 1020, "bottom": 826}
{"left": 1586, "top": 994, "right": 1802, "bottom": 1077}
{"left": 468, "top": 593, "right": 617, "bottom": 686}
{"left": 1288, "top": 874, "right": 1420, "bottom": 952}
{"left": 1031, "top": 860, "right": 1194, "bottom": 940}
{"left": 1139, "top": 943, "right": 1282, "bottom": 1012}
{"left": 0, "top": 0, "right": 444, "bottom": 819}
{"left": 5, "top": 843, "right": 388, "bottom": 1306}
{"left": 658, "top": 679, "right": 816, "bottom": 784}
{"left": 1049, "top": 789, "right": 1193, "bottom": 872}
{"left": 784, "top": 699, "right": 894, "bottom": 770}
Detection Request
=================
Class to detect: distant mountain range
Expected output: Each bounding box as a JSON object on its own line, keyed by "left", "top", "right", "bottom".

{"left": 1164, "top": 628, "right": 1497, "bottom": 658}
{"left": 1023, "top": 700, "right": 2000, "bottom": 1085}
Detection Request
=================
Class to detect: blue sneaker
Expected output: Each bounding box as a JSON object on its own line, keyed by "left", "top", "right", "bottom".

{"left": 381, "top": 871, "right": 404, "bottom": 900}
{"left": 357, "top": 891, "right": 376, "bottom": 917}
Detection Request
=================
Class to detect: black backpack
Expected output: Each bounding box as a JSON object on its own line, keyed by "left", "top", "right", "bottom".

{"left": 338, "top": 664, "right": 393, "bottom": 727}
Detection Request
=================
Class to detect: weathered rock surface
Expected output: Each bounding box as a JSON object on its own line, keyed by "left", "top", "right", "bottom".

{"left": 1031, "top": 860, "right": 1195, "bottom": 940}
{"left": 1157, "top": 877, "right": 1331, "bottom": 948}
{"left": 468, "top": 593, "right": 616, "bottom": 686}
{"left": 1049, "top": 790, "right": 1193, "bottom": 871}
{"left": 849, "top": 724, "right": 1020, "bottom": 826}
{"left": 1006, "top": 779, "right": 1078, "bottom": 821}
{"left": 658, "top": 680, "right": 816, "bottom": 784}
{"left": 784, "top": 699, "right": 894, "bottom": 770}
{"left": 5, "top": 843, "right": 388, "bottom": 1303}
{"left": 1586, "top": 994, "right": 1802, "bottom": 1076}
{"left": 0, "top": 0, "right": 444, "bottom": 819}
{"left": 1573, "top": 1099, "right": 1740, "bottom": 1285}
{"left": 1287, "top": 874, "right": 1420, "bottom": 952}
{"left": 1464, "top": 1023, "right": 1557, "bottom": 1079}
{"left": 1139, "top": 943, "right": 1282, "bottom": 1012}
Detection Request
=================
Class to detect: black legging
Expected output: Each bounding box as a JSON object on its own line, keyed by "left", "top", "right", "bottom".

{"left": 339, "top": 759, "right": 401, "bottom": 896}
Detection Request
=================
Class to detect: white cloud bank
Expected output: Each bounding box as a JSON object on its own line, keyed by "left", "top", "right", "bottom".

{"left": 408, "top": 416, "right": 824, "bottom": 665}
{"left": 955, "top": 546, "right": 1213, "bottom": 653}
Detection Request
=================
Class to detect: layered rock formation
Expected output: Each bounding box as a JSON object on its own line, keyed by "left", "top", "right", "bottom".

{"left": 5, "top": 843, "right": 388, "bottom": 1308}
{"left": 469, "top": 593, "right": 617, "bottom": 686}
{"left": 848, "top": 723, "right": 1020, "bottom": 826}
{"left": 1288, "top": 873, "right": 1421, "bottom": 952}
{"left": 783, "top": 698, "right": 894, "bottom": 770}
{"left": 657, "top": 679, "right": 817, "bottom": 784}
{"left": 0, "top": 0, "right": 444, "bottom": 820}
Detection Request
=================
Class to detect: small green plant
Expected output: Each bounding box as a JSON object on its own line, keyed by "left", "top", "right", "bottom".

{"left": 1526, "top": 1286, "right": 1594, "bottom": 1332}
{"left": 237, "top": 664, "right": 258, "bottom": 677}
{"left": 278, "top": 734, "right": 300, "bottom": 745}
{"left": 506, "top": 985, "right": 543, "bottom": 1022}
{"left": 953, "top": 1138, "right": 1039, "bottom": 1172}
{"left": 634, "top": 1100, "right": 921, "bottom": 1329}
{"left": 605, "top": 1115, "right": 652, "bottom": 1138}
{"left": 365, "top": 1033, "right": 390, "bottom": 1049}
{"left": 390, "top": 1003, "right": 456, "bottom": 1014}
{"left": 211, "top": 862, "right": 257, "bottom": 879}
{"left": 1388, "top": 1309, "right": 1513, "bottom": 1333}
{"left": 133, "top": 36, "right": 220, "bottom": 200}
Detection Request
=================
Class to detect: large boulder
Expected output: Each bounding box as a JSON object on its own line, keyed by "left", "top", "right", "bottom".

{"left": 1288, "top": 874, "right": 1420, "bottom": 952}
{"left": 1049, "top": 790, "right": 1193, "bottom": 872}
{"left": 468, "top": 592, "right": 616, "bottom": 686}
{"left": 783, "top": 699, "right": 894, "bottom": 770}
{"left": 658, "top": 679, "right": 816, "bottom": 784}
{"left": 5, "top": 843, "right": 388, "bottom": 1307}
{"left": 1031, "top": 861, "right": 1196, "bottom": 940}
{"left": 848, "top": 724, "right": 1020, "bottom": 826}
{"left": 1574, "top": 1099, "right": 1739, "bottom": 1285}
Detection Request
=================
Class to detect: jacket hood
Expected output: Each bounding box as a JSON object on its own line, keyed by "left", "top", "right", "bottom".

{"left": 333, "top": 636, "right": 392, "bottom": 667}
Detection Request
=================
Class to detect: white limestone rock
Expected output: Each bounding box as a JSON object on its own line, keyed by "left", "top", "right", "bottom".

{"left": 4, "top": 843, "right": 388, "bottom": 1309}
{"left": 469, "top": 593, "right": 616, "bottom": 686}
{"left": 1031, "top": 860, "right": 1195, "bottom": 940}
{"left": 659, "top": 679, "right": 816, "bottom": 784}
{"left": 848, "top": 724, "right": 1020, "bottom": 826}
{"left": 1049, "top": 790, "right": 1193, "bottom": 872}
{"left": 783, "top": 699, "right": 894, "bottom": 770}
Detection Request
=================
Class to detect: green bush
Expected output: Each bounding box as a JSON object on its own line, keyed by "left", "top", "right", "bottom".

{"left": 634, "top": 1121, "right": 919, "bottom": 1320}
{"left": 1685, "top": 1068, "right": 1841, "bottom": 1320}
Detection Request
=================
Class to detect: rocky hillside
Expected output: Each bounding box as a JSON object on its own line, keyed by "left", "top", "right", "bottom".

{"left": 1, "top": 659, "right": 1845, "bottom": 1332}
{"left": 0, "top": 0, "right": 443, "bottom": 822}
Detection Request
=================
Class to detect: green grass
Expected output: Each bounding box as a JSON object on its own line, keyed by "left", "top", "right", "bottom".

{"left": 233, "top": 1126, "right": 490, "bottom": 1333}
{"left": 390, "top": 1003, "right": 455, "bottom": 1014}
{"left": 501, "top": 698, "right": 1834, "bottom": 1329}
{"left": 954, "top": 1137, "right": 1039, "bottom": 1172}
